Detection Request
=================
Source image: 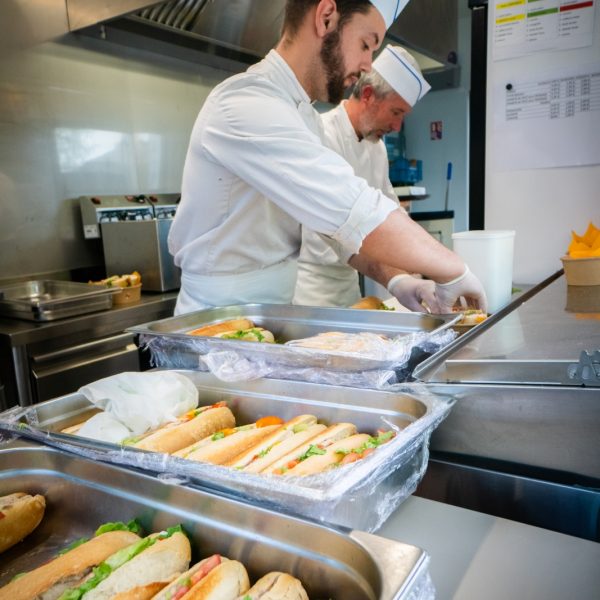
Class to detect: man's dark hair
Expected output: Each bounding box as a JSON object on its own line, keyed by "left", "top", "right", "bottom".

{"left": 282, "top": 0, "right": 374, "bottom": 38}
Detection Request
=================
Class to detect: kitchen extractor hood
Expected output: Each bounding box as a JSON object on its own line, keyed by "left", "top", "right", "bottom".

{"left": 67, "top": 0, "right": 459, "bottom": 87}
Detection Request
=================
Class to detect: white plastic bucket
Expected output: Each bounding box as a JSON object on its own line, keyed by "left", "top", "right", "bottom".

{"left": 452, "top": 230, "right": 516, "bottom": 313}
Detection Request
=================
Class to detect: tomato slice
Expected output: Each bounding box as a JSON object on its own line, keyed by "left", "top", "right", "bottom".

{"left": 256, "top": 415, "right": 284, "bottom": 428}
{"left": 340, "top": 453, "right": 360, "bottom": 465}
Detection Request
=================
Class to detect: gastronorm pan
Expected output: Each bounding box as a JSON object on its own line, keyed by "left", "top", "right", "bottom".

{"left": 0, "top": 280, "right": 117, "bottom": 321}
{"left": 0, "top": 370, "right": 453, "bottom": 532}
{"left": 0, "top": 440, "right": 433, "bottom": 600}
{"left": 129, "top": 303, "right": 459, "bottom": 372}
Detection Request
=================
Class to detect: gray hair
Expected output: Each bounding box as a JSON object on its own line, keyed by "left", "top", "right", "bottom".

{"left": 351, "top": 68, "right": 395, "bottom": 99}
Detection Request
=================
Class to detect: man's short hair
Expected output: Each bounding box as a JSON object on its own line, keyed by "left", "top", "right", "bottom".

{"left": 351, "top": 68, "right": 395, "bottom": 99}
{"left": 282, "top": 0, "right": 374, "bottom": 38}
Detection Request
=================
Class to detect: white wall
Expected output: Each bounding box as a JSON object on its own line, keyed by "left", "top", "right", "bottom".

{"left": 485, "top": 6, "right": 600, "bottom": 284}
{"left": 0, "top": 35, "right": 229, "bottom": 280}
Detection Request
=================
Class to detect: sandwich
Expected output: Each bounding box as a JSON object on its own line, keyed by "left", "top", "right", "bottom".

{"left": 225, "top": 415, "right": 327, "bottom": 474}
{"left": 284, "top": 430, "right": 397, "bottom": 477}
{"left": 350, "top": 296, "right": 387, "bottom": 310}
{"left": 215, "top": 328, "right": 275, "bottom": 343}
{"left": 262, "top": 423, "right": 357, "bottom": 475}
{"left": 173, "top": 418, "right": 284, "bottom": 465}
{"left": 237, "top": 572, "right": 308, "bottom": 600}
{"left": 187, "top": 319, "right": 255, "bottom": 337}
{"left": 0, "top": 528, "right": 142, "bottom": 600}
{"left": 0, "top": 492, "right": 46, "bottom": 554}
{"left": 123, "top": 402, "right": 235, "bottom": 454}
{"left": 57, "top": 526, "right": 191, "bottom": 600}
{"left": 152, "top": 555, "right": 249, "bottom": 600}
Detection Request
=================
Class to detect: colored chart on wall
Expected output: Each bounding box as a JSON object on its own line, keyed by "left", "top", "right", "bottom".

{"left": 492, "top": 0, "right": 596, "bottom": 60}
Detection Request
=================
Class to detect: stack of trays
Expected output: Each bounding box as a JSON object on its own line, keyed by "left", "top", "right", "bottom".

{"left": 0, "top": 370, "right": 452, "bottom": 533}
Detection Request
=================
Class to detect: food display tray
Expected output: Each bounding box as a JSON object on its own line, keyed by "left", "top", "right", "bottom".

{"left": 0, "top": 440, "right": 433, "bottom": 600}
{"left": 0, "top": 370, "right": 453, "bottom": 532}
{"left": 0, "top": 280, "right": 117, "bottom": 321}
{"left": 128, "top": 303, "right": 458, "bottom": 372}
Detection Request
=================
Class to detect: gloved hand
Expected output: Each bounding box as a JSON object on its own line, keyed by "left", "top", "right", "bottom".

{"left": 387, "top": 274, "right": 438, "bottom": 312}
{"left": 434, "top": 266, "right": 488, "bottom": 313}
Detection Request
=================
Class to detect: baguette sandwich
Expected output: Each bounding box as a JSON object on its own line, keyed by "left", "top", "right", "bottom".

{"left": 187, "top": 319, "right": 255, "bottom": 337}
{"left": 237, "top": 572, "right": 308, "bottom": 600}
{"left": 152, "top": 555, "right": 249, "bottom": 600}
{"left": 0, "top": 492, "right": 46, "bottom": 554}
{"left": 173, "top": 419, "right": 284, "bottom": 465}
{"left": 215, "top": 328, "right": 275, "bottom": 343}
{"left": 124, "top": 402, "right": 235, "bottom": 454}
{"left": 57, "top": 527, "right": 191, "bottom": 600}
{"left": 350, "top": 296, "right": 387, "bottom": 310}
{"left": 226, "top": 415, "right": 326, "bottom": 474}
{"left": 262, "top": 423, "right": 357, "bottom": 475}
{"left": 284, "top": 430, "right": 397, "bottom": 477}
{"left": 0, "top": 529, "right": 142, "bottom": 600}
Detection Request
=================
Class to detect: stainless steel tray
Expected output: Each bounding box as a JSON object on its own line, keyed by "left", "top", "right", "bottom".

{"left": 0, "top": 280, "right": 117, "bottom": 321}
{"left": 129, "top": 303, "right": 458, "bottom": 372}
{"left": 0, "top": 439, "right": 431, "bottom": 600}
{"left": 0, "top": 370, "right": 452, "bottom": 532}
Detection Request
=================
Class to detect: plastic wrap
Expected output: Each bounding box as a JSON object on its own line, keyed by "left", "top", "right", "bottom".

{"left": 0, "top": 373, "right": 453, "bottom": 533}
{"left": 143, "top": 328, "right": 457, "bottom": 388}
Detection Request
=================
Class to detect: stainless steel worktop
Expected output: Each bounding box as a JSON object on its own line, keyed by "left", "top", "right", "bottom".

{"left": 415, "top": 272, "right": 599, "bottom": 385}
{"left": 412, "top": 271, "right": 600, "bottom": 541}
{"left": 0, "top": 292, "right": 177, "bottom": 408}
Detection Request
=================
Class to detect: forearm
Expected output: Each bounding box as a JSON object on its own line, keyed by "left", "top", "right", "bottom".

{"left": 359, "top": 209, "right": 465, "bottom": 283}
{"left": 348, "top": 254, "right": 408, "bottom": 288}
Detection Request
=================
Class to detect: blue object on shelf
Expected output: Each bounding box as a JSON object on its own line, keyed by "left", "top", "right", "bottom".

{"left": 389, "top": 157, "right": 422, "bottom": 185}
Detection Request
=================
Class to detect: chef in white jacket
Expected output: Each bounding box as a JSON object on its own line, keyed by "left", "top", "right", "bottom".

{"left": 169, "top": 0, "right": 487, "bottom": 315}
{"left": 294, "top": 45, "right": 435, "bottom": 309}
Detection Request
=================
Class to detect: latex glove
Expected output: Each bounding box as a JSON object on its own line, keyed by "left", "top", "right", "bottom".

{"left": 434, "top": 266, "right": 488, "bottom": 313}
{"left": 387, "top": 274, "right": 438, "bottom": 313}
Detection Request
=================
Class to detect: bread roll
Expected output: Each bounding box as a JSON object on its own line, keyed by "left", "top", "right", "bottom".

{"left": 238, "top": 571, "right": 308, "bottom": 600}
{"left": 350, "top": 296, "right": 385, "bottom": 310}
{"left": 286, "top": 433, "right": 372, "bottom": 476}
{"left": 187, "top": 319, "right": 255, "bottom": 337}
{"left": 0, "top": 530, "right": 141, "bottom": 600}
{"left": 0, "top": 492, "right": 45, "bottom": 554}
{"left": 133, "top": 405, "right": 235, "bottom": 454}
{"left": 153, "top": 557, "right": 249, "bottom": 600}
{"left": 262, "top": 423, "right": 356, "bottom": 475}
{"left": 174, "top": 424, "right": 282, "bottom": 465}
{"left": 84, "top": 532, "right": 191, "bottom": 600}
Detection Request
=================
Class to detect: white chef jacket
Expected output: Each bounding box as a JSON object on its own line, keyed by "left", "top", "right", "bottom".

{"left": 294, "top": 101, "right": 398, "bottom": 307}
{"left": 168, "top": 50, "right": 397, "bottom": 314}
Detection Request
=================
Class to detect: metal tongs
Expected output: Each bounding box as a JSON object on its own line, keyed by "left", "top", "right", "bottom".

{"left": 568, "top": 350, "right": 600, "bottom": 386}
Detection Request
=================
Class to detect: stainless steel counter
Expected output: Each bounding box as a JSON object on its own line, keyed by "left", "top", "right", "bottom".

{"left": 412, "top": 271, "right": 600, "bottom": 541}
{"left": 381, "top": 495, "right": 600, "bottom": 600}
{"left": 0, "top": 292, "right": 177, "bottom": 408}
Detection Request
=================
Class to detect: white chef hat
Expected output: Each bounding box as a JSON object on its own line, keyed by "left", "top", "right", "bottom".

{"left": 372, "top": 44, "right": 431, "bottom": 106}
{"left": 369, "top": 0, "right": 411, "bottom": 29}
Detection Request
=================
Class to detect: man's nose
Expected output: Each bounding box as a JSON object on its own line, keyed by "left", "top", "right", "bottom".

{"left": 391, "top": 117, "right": 404, "bottom": 132}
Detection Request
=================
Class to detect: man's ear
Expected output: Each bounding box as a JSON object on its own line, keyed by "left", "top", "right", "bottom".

{"left": 361, "top": 85, "right": 376, "bottom": 104}
{"left": 315, "top": 0, "right": 340, "bottom": 38}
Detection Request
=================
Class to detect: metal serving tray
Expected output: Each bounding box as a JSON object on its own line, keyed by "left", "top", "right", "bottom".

{"left": 0, "top": 371, "right": 452, "bottom": 532}
{"left": 129, "top": 303, "right": 458, "bottom": 372}
{"left": 0, "top": 280, "right": 117, "bottom": 321}
{"left": 0, "top": 440, "right": 431, "bottom": 600}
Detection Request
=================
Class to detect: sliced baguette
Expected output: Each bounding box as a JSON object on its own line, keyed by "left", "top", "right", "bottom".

{"left": 174, "top": 425, "right": 282, "bottom": 465}
{"left": 286, "top": 433, "right": 372, "bottom": 476}
{"left": 0, "top": 530, "right": 141, "bottom": 600}
{"left": 237, "top": 571, "right": 308, "bottom": 600}
{"left": 133, "top": 406, "right": 235, "bottom": 454}
{"left": 84, "top": 532, "right": 191, "bottom": 600}
{"left": 187, "top": 319, "right": 255, "bottom": 337}
{"left": 0, "top": 492, "right": 46, "bottom": 554}
{"left": 261, "top": 423, "right": 356, "bottom": 475}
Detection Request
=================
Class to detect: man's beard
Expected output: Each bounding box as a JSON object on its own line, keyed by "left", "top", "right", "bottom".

{"left": 320, "top": 29, "right": 347, "bottom": 104}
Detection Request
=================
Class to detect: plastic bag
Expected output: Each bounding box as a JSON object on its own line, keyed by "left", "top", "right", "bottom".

{"left": 77, "top": 371, "right": 198, "bottom": 438}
